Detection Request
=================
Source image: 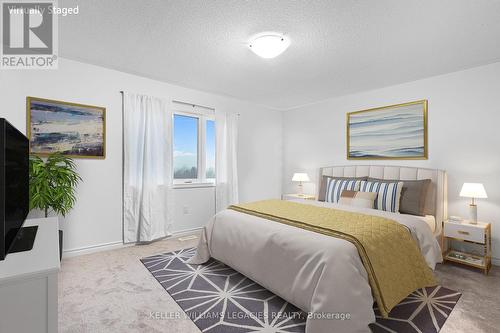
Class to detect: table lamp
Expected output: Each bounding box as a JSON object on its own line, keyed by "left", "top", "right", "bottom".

{"left": 292, "top": 173, "right": 310, "bottom": 196}
{"left": 460, "top": 183, "right": 487, "bottom": 224}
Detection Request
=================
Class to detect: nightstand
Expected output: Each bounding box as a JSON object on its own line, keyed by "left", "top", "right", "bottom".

{"left": 281, "top": 193, "right": 316, "bottom": 201}
{"left": 442, "top": 220, "right": 492, "bottom": 274}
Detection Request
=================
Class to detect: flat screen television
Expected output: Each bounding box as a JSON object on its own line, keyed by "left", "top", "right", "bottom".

{"left": 0, "top": 118, "right": 31, "bottom": 261}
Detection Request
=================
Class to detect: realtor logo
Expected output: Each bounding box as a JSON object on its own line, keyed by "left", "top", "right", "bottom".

{"left": 1, "top": 1, "right": 58, "bottom": 69}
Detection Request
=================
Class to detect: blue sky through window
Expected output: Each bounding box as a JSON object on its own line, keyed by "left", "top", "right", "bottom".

{"left": 173, "top": 114, "right": 216, "bottom": 180}
{"left": 174, "top": 114, "right": 198, "bottom": 178}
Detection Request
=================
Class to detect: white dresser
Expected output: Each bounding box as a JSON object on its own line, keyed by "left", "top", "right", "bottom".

{"left": 0, "top": 217, "right": 60, "bottom": 333}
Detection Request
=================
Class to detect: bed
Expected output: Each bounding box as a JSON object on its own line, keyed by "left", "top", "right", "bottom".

{"left": 189, "top": 165, "right": 447, "bottom": 333}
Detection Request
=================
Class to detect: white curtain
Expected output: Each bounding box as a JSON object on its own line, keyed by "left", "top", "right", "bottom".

{"left": 123, "top": 92, "right": 173, "bottom": 243}
{"left": 215, "top": 111, "right": 239, "bottom": 212}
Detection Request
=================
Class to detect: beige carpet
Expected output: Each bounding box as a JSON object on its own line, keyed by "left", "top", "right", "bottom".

{"left": 59, "top": 235, "right": 202, "bottom": 333}
{"left": 59, "top": 232, "right": 500, "bottom": 333}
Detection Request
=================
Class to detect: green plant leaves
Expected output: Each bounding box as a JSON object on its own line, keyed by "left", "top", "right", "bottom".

{"left": 29, "top": 153, "right": 82, "bottom": 217}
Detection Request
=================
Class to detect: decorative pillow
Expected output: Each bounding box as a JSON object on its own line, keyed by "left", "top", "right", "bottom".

{"left": 367, "top": 178, "right": 431, "bottom": 216}
{"left": 360, "top": 180, "right": 404, "bottom": 213}
{"left": 318, "top": 175, "right": 367, "bottom": 202}
{"left": 338, "top": 190, "right": 377, "bottom": 209}
{"left": 324, "top": 178, "right": 362, "bottom": 203}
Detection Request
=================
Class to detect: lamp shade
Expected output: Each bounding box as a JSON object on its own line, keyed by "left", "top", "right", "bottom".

{"left": 460, "top": 183, "right": 488, "bottom": 198}
{"left": 292, "top": 173, "right": 310, "bottom": 182}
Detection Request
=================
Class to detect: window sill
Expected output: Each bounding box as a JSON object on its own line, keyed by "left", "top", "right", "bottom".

{"left": 172, "top": 182, "right": 216, "bottom": 189}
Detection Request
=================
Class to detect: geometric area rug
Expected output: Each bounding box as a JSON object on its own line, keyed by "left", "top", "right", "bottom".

{"left": 141, "top": 248, "right": 461, "bottom": 333}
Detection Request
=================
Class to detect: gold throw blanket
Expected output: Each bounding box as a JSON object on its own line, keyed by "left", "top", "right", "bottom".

{"left": 229, "top": 199, "right": 436, "bottom": 317}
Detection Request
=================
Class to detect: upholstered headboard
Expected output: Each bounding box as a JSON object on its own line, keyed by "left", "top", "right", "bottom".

{"left": 318, "top": 165, "right": 448, "bottom": 235}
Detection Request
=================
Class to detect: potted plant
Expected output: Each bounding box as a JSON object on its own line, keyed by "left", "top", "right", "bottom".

{"left": 29, "top": 153, "right": 82, "bottom": 260}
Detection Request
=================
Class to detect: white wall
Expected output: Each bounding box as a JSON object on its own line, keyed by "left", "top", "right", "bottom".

{"left": 282, "top": 62, "right": 500, "bottom": 263}
{"left": 0, "top": 58, "right": 282, "bottom": 254}
{"left": 173, "top": 187, "right": 216, "bottom": 232}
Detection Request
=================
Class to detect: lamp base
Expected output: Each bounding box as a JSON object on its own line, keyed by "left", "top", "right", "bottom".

{"left": 468, "top": 204, "right": 478, "bottom": 224}
{"left": 297, "top": 182, "right": 303, "bottom": 195}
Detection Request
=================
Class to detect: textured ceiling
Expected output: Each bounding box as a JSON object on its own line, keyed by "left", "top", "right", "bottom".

{"left": 59, "top": 0, "right": 500, "bottom": 110}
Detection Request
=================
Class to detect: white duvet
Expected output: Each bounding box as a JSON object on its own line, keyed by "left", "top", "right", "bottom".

{"left": 188, "top": 199, "right": 443, "bottom": 333}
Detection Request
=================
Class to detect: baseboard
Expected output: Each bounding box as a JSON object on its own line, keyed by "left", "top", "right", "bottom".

{"left": 492, "top": 257, "right": 500, "bottom": 267}
{"left": 62, "top": 227, "right": 204, "bottom": 259}
{"left": 172, "top": 227, "right": 204, "bottom": 239}
{"left": 62, "top": 240, "right": 131, "bottom": 258}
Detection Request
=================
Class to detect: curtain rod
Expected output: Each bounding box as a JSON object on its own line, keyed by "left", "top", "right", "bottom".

{"left": 172, "top": 99, "right": 215, "bottom": 111}
{"left": 120, "top": 91, "right": 240, "bottom": 116}
{"left": 119, "top": 91, "right": 213, "bottom": 110}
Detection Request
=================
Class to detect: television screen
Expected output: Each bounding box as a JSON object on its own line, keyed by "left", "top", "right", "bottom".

{"left": 0, "top": 119, "right": 29, "bottom": 260}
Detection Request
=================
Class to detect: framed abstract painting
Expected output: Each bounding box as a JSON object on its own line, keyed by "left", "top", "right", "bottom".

{"left": 27, "top": 97, "right": 106, "bottom": 159}
{"left": 347, "top": 100, "right": 428, "bottom": 160}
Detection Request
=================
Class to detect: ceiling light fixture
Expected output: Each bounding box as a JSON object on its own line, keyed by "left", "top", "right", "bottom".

{"left": 248, "top": 33, "right": 290, "bottom": 59}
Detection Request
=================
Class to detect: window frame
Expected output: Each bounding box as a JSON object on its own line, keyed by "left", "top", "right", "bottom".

{"left": 172, "top": 110, "right": 215, "bottom": 186}
{"left": 204, "top": 118, "right": 216, "bottom": 183}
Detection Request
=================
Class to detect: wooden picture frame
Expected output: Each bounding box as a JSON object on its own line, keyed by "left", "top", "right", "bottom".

{"left": 27, "top": 97, "right": 106, "bottom": 159}
{"left": 347, "top": 100, "right": 428, "bottom": 160}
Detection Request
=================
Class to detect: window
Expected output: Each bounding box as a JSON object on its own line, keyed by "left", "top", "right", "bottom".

{"left": 173, "top": 112, "right": 215, "bottom": 185}
{"left": 205, "top": 119, "right": 215, "bottom": 179}
{"left": 173, "top": 114, "right": 198, "bottom": 179}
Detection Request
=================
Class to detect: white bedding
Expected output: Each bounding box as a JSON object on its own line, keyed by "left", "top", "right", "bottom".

{"left": 189, "top": 199, "right": 443, "bottom": 333}
{"left": 416, "top": 214, "right": 437, "bottom": 234}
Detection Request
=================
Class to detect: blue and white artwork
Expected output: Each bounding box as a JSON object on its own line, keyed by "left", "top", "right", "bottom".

{"left": 28, "top": 98, "right": 105, "bottom": 158}
{"left": 348, "top": 101, "right": 427, "bottom": 159}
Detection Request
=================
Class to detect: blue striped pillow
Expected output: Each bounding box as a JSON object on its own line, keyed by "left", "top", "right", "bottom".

{"left": 325, "top": 178, "right": 362, "bottom": 203}
{"left": 359, "top": 180, "right": 404, "bottom": 213}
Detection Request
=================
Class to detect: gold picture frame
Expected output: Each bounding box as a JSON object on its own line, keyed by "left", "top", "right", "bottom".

{"left": 346, "top": 100, "right": 428, "bottom": 160}
{"left": 27, "top": 96, "right": 106, "bottom": 159}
